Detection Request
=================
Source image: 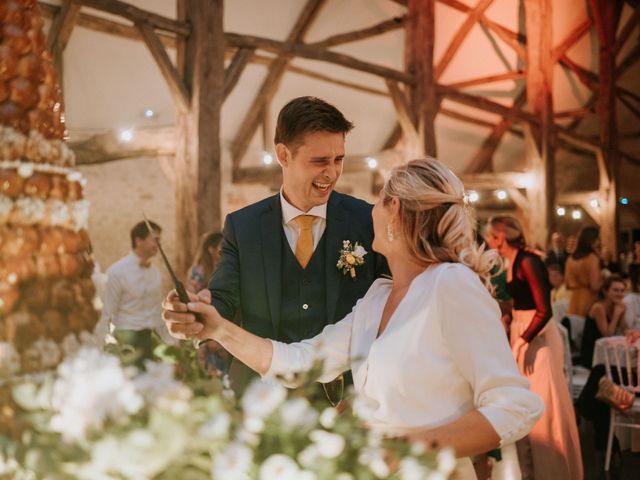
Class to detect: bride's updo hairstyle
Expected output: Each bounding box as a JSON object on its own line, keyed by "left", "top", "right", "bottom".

{"left": 488, "top": 215, "right": 527, "bottom": 249}
{"left": 383, "top": 158, "right": 499, "bottom": 290}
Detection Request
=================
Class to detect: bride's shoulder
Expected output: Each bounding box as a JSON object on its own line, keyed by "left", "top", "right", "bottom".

{"left": 366, "top": 277, "right": 393, "bottom": 295}
{"left": 430, "top": 262, "right": 480, "bottom": 288}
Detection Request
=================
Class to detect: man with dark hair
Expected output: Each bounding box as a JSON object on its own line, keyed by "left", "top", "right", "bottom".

{"left": 96, "top": 220, "right": 175, "bottom": 358}
{"left": 164, "top": 96, "right": 387, "bottom": 393}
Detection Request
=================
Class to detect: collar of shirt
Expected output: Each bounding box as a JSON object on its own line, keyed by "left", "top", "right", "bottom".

{"left": 127, "top": 251, "right": 153, "bottom": 270}
{"left": 279, "top": 188, "right": 327, "bottom": 225}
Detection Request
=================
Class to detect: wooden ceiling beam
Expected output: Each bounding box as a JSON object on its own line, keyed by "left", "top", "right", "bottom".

{"left": 437, "top": 0, "right": 527, "bottom": 59}
{"left": 229, "top": 0, "right": 327, "bottom": 167}
{"left": 465, "top": 90, "right": 526, "bottom": 173}
{"left": 306, "top": 16, "right": 406, "bottom": 48}
{"left": 46, "top": 0, "right": 81, "bottom": 51}
{"left": 444, "top": 70, "right": 525, "bottom": 89}
{"left": 225, "top": 33, "right": 413, "bottom": 83}
{"left": 437, "top": 85, "right": 539, "bottom": 125}
{"left": 223, "top": 48, "right": 254, "bottom": 100}
{"left": 551, "top": 18, "right": 593, "bottom": 63}
{"left": 136, "top": 21, "right": 190, "bottom": 112}
{"left": 39, "top": 2, "right": 178, "bottom": 49}
{"left": 613, "top": 4, "right": 640, "bottom": 55}
{"left": 435, "top": 0, "right": 494, "bottom": 80}
{"left": 74, "top": 0, "right": 190, "bottom": 36}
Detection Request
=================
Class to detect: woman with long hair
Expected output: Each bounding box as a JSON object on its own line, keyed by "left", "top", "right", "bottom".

{"left": 486, "top": 216, "right": 582, "bottom": 480}
{"left": 186, "top": 231, "right": 224, "bottom": 293}
{"left": 564, "top": 226, "right": 603, "bottom": 316}
{"left": 164, "top": 159, "right": 543, "bottom": 478}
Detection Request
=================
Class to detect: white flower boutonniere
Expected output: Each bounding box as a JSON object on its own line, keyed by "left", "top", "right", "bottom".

{"left": 336, "top": 240, "right": 367, "bottom": 279}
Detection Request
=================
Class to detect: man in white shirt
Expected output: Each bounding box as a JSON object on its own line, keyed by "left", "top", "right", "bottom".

{"left": 96, "top": 220, "right": 175, "bottom": 359}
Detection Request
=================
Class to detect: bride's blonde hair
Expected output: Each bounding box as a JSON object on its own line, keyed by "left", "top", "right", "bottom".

{"left": 383, "top": 158, "right": 498, "bottom": 291}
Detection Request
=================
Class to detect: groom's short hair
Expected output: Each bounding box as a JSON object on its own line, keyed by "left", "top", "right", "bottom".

{"left": 274, "top": 96, "right": 354, "bottom": 152}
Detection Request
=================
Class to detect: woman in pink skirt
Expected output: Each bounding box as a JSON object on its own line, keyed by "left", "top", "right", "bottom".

{"left": 487, "top": 216, "right": 583, "bottom": 480}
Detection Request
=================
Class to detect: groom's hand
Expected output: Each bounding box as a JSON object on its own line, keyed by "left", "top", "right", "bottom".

{"left": 162, "top": 289, "right": 206, "bottom": 340}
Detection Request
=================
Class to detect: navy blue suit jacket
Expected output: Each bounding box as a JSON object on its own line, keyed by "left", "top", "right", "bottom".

{"left": 209, "top": 191, "right": 388, "bottom": 341}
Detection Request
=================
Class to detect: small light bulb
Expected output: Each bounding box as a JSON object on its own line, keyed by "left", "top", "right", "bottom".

{"left": 589, "top": 198, "right": 599, "bottom": 208}
{"left": 620, "top": 197, "right": 629, "bottom": 205}
{"left": 496, "top": 190, "right": 507, "bottom": 200}
{"left": 571, "top": 209, "right": 582, "bottom": 220}
{"left": 366, "top": 157, "right": 378, "bottom": 169}
{"left": 144, "top": 109, "right": 155, "bottom": 118}
{"left": 468, "top": 191, "right": 479, "bottom": 203}
{"left": 262, "top": 152, "right": 273, "bottom": 165}
{"left": 119, "top": 128, "right": 134, "bottom": 143}
{"left": 556, "top": 207, "right": 566, "bottom": 216}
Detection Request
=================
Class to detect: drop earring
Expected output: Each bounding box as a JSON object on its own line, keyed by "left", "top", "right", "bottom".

{"left": 387, "top": 224, "right": 394, "bottom": 242}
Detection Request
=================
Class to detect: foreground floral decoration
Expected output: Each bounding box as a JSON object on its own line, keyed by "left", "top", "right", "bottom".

{"left": 0, "top": 340, "right": 453, "bottom": 479}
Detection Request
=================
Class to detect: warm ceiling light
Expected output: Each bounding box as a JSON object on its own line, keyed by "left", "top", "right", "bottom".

{"left": 468, "top": 191, "right": 479, "bottom": 203}
{"left": 366, "top": 157, "right": 378, "bottom": 170}
{"left": 119, "top": 128, "right": 134, "bottom": 143}
{"left": 556, "top": 207, "right": 566, "bottom": 216}
{"left": 262, "top": 152, "right": 273, "bottom": 165}
{"left": 571, "top": 209, "right": 582, "bottom": 220}
{"left": 495, "top": 190, "right": 507, "bottom": 200}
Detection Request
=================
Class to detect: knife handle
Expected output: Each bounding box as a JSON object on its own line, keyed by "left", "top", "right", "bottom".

{"left": 175, "top": 281, "right": 206, "bottom": 325}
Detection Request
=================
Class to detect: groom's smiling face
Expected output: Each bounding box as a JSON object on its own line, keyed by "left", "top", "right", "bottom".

{"left": 277, "top": 130, "right": 345, "bottom": 212}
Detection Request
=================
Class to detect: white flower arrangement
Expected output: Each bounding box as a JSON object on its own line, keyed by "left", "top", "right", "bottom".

{"left": 1, "top": 341, "right": 452, "bottom": 479}
{"left": 336, "top": 240, "right": 368, "bottom": 279}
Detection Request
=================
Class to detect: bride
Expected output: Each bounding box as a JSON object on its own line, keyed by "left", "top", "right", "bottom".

{"left": 163, "top": 158, "right": 543, "bottom": 478}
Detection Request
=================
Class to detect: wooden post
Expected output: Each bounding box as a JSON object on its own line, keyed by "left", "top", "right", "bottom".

{"left": 174, "top": 0, "right": 225, "bottom": 273}
{"left": 524, "top": 0, "right": 555, "bottom": 249}
{"left": 590, "top": 0, "right": 622, "bottom": 255}
{"left": 405, "top": 0, "right": 437, "bottom": 158}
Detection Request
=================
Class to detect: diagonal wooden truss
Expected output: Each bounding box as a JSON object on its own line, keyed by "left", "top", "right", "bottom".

{"left": 39, "top": 0, "right": 640, "bottom": 264}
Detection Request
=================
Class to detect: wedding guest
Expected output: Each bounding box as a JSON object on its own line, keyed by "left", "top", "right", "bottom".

{"left": 545, "top": 232, "right": 568, "bottom": 273}
{"left": 580, "top": 275, "right": 629, "bottom": 368}
{"left": 163, "top": 159, "right": 543, "bottom": 478}
{"left": 186, "top": 231, "right": 223, "bottom": 293}
{"left": 600, "top": 247, "right": 621, "bottom": 277}
{"left": 548, "top": 264, "right": 571, "bottom": 304}
{"left": 486, "top": 215, "right": 583, "bottom": 480}
{"left": 566, "top": 234, "right": 577, "bottom": 255}
{"left": 95, "top": 220, "right": 175, "bottom": 360}
{"left": 625, "top": 275, "right": 640, "bottom": 330}
{"left": 565, "top": 226, "right": 603, "bottom": 316}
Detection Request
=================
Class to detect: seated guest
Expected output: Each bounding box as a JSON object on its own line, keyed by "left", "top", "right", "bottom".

{"left": 548, "top": 264, "right": 571, "bottom": 304}
{"left": 580, "top": 275, "right": 629, "bottom": 368}
{"left": 624, "top": 275, "right": 640, "bottom": 331}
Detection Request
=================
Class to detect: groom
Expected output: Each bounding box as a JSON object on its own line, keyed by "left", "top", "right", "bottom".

{"left": 192, "top": 97, "right": 387, "bottom": 391}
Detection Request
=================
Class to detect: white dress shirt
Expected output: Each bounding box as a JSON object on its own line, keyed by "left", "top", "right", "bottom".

{"left": 280, "top": 189, "right": 327, "bottom": 254}
{"left": 265, "top": 263, "right": 543, "bottom": 476}
{"left": 95, "top": 252, "right": 174, "bottom": 344}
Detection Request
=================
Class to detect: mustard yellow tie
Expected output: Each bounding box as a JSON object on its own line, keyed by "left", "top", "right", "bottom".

{"left": 293, "top": 215, "right": 316, "bottom": 268}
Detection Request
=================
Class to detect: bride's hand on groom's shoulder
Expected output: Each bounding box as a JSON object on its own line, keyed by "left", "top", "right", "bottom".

{"left": 161, "top": 289, "right": 222, "bottom": 341}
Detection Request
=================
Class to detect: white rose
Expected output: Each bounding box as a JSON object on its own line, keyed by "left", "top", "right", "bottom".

{"left": 297, "top": 445, "right": 320, "bottom": 468}
{"left": 436, "top": 447, "right": 456, "bottom": 474}
{"left": 244, "top": 416, "right": 265, "bottom": 433}
{"left": 319, "top": 407, "right": 338, "bottom": 429}
{"left": 400, "top": 457, "right": 429, "bottom": 480}
{"left": 212, "top": 442, "right": 253, "bottom": 480}
{"left": 279, "top": 398, "right": 318, "bottom": 431}
{"left": 241, "top": 380, "right": 287, "bottom": 419}
{"left": 198, "top": 411, "right": 231, "bottom": 440}
{"left": 353, "top": 244, "right": 368, "bottom": 258}
{"left": 259, "top": 454, "right": 299, "bottom": 480}
{"left": 309, "top": 430, "right": 345, "bottom": 458}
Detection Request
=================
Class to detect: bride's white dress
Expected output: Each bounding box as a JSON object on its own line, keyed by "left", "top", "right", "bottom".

{"left": 264, "top": 263, "right": 543, "bottom": 479}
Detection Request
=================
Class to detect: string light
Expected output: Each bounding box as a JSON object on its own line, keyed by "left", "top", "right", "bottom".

{"left": 262, "top": 152, "right": 274, "bottom": 165}
{"left": 571, "top": 209, "right": 582, "bottom": 220}
{"left": 144, "top": 109, "right": 155, "bottom": 119}
{"left": 366, "top": 157, "right": 378, "bottom": 169}
{"left": 620, "top": 197, "right": 629, "bottom": 205}
{"left": 468, "top": 191, "right": 479, "bottom": 203}
{"left": 119, "top": 128, "right": 134, "bottom": 143}
{"left": 589, "top": 198, "right": 599, "bottom": 208}
{"left": 495, "top": 190, "right": 508, "bottom": 200}
{"left": 556, "top": 207, "right": 566, "bottom": 216}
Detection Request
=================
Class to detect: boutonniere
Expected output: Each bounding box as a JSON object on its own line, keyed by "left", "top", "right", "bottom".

{"left": 336, "top": 240, "right": 367, "bottom": 279}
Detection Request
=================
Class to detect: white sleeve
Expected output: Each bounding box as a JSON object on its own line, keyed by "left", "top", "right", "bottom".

{"left": 438, "top": 265, "right": 544, "bottom": 446}
{"left": 262, "top": 300, "right": 360, "bottom": 386}
{"left": 94, "top": 270, "right": 121, "bottom": 342}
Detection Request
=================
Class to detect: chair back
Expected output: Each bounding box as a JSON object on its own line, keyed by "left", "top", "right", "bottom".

{"left": 601, "top": 336, "right": 640, "bottom": 393}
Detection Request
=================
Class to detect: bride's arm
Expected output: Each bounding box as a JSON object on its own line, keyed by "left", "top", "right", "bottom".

{"left": 162, "top": 289, "right": 357, "bottom": 383}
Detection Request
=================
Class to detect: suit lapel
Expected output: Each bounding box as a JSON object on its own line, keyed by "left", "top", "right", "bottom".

{"left": 261, "top": 195, "right": 283, "bottom": 333}
{"left": 325, "top": 192, "right": 349, "bottom": 324}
